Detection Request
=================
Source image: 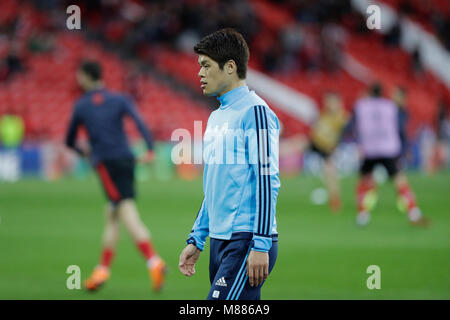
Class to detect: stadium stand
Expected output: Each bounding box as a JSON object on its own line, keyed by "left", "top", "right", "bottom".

{"left": 379, "top": 0, "right": 450, "bottom": 49}
{"left": 1, "top": 0, "right": 448, "bottom": 143}
{"left": 0, "top": 0, "right": 211, "bottom": 142}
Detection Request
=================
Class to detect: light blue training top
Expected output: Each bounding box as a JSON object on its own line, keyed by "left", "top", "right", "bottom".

{"left": 187, "top": 85, "right": 280, "bottom": 252}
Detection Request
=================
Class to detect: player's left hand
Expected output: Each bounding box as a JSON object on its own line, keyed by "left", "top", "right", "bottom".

{"left": 137, "top": 150, "right": 155, "bottom": 164}
{"left": 246, "top": 250, "right": 269, "bottom": 287}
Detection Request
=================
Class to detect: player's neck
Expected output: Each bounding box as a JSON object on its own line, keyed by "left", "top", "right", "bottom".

{"left": 85, "top": 82, "right": 104, "bottom": 92}
{"left": 218, "top": 79, "right": 247, "bottom": 97}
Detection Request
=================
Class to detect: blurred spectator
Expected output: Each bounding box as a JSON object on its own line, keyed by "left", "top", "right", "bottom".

{"left": 28, "top": 31, "right": 54, "bottom": 53}
{"left": 6, "top": 52, "right": 22, "bottom": 73}
{"left": 281, "top": 23, "right": 304, "bottom": 55}
{"left": 383, "top": 20, "right": 402, "bottom": 47}
{"left": 0, "top": 51, "right": 24, "bottom": 81}
{"left": 411, "top": 47, "right": 423, "bottom": 76}
{"left": 319, "top": 22, "right": 347, "bottom": 71}
{"left": 280, "top": 23, "right": 304, "bottom": 71}
{"left": 299, "top": 26, "right": 321, "bottom": 71}
{"left": 262, "top": 40, "right": 284, "bottom": 73}
{"left": 0, "top": 109, "right": 25, "bottom": 149}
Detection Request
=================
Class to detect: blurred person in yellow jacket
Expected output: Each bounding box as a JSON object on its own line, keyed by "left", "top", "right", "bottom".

{"left": 308, "top": 91, "right": 349, "bottom": 211}
{"left": 284, "top": 91, "right": 349, "bottom": 211}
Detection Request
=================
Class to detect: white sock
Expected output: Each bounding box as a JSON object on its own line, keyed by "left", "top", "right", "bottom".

{"left": 408, "top": 207, "right": 422, "bottom": 222}
{"left": 147, "top": 256, "right": 161, "bottom": 268}
{"left": 356, "top": 211, "right": 370, "bottom": 226}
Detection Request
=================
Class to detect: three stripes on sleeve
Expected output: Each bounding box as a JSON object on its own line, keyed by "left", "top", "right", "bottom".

{"left": 253, "top": 105, "right": 272, "bottom": 238}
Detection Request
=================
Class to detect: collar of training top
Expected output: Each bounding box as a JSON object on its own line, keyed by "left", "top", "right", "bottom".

{"left": 217, "top": 85, "right": 249, "bottom": 109}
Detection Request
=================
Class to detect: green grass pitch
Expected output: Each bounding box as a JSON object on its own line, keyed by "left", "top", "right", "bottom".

{"left": 0, "top": 172, "right": 449, "bottom": 299}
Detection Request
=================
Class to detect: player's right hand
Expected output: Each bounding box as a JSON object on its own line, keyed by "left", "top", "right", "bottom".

{"left": 179, "top": 244, "right": 201, "bottom": 277}
{"left": 247, "top": 250, "right": 269, "bottom": 287}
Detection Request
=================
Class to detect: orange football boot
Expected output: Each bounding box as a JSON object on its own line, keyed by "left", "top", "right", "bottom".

{"left": 84, "top": 266, "right": 110, "bottom": 291}
{"left": 149, "top": 257, "right": 167, "bottom": 292}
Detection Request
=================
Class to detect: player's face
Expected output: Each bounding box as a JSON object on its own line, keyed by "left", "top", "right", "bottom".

{"left": 197, "top": 55, "right": 229, "bottom": 97}
{"left": 76, "top": 70, "right": 89, "bottom": 91}
{"left": 324, "top": 94, "right": 342, "bottom": 113}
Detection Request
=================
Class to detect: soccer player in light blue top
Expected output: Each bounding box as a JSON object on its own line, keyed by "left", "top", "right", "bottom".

{"left": 178, "top": 29, "right": 280, "bottom": 300}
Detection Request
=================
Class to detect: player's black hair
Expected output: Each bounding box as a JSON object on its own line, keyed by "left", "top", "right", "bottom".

{"left": 370, "top": 82, "right": 383, "bottom": 97}
{"left": 79, "top": 60, "right": 102, "bottom": 81}
{"left": 194, "top": 28, "right": 250, "bottom": 79}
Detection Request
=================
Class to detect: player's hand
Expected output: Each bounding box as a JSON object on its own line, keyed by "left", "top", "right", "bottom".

{"left": 137, "top": 150, "right": 155, "bottom": 164}
{"left": 179, "top": 244, "right": 201, "bottom": 277}
{"left": 246, "top": 250, "right": 269, "bottom": 287}
{"left": 82, "top": 147, "right": 90, "bottom": 159}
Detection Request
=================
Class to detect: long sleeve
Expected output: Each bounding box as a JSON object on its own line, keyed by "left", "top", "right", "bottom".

{"left": 65, "top": 105, "right": 84, "bottom": 156}
{"left": 243, "top": 105, "right": 280, "bottom": 252}
{"left": 123, "top": 97, "right": 154, "bottom": 151}
{"left": 187, "top": 198, "right": 209, "bottom": 251}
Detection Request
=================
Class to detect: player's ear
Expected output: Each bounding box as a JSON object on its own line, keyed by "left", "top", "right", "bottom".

{"left": 225, "top": 60, "right": 236, "bottom": 76}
